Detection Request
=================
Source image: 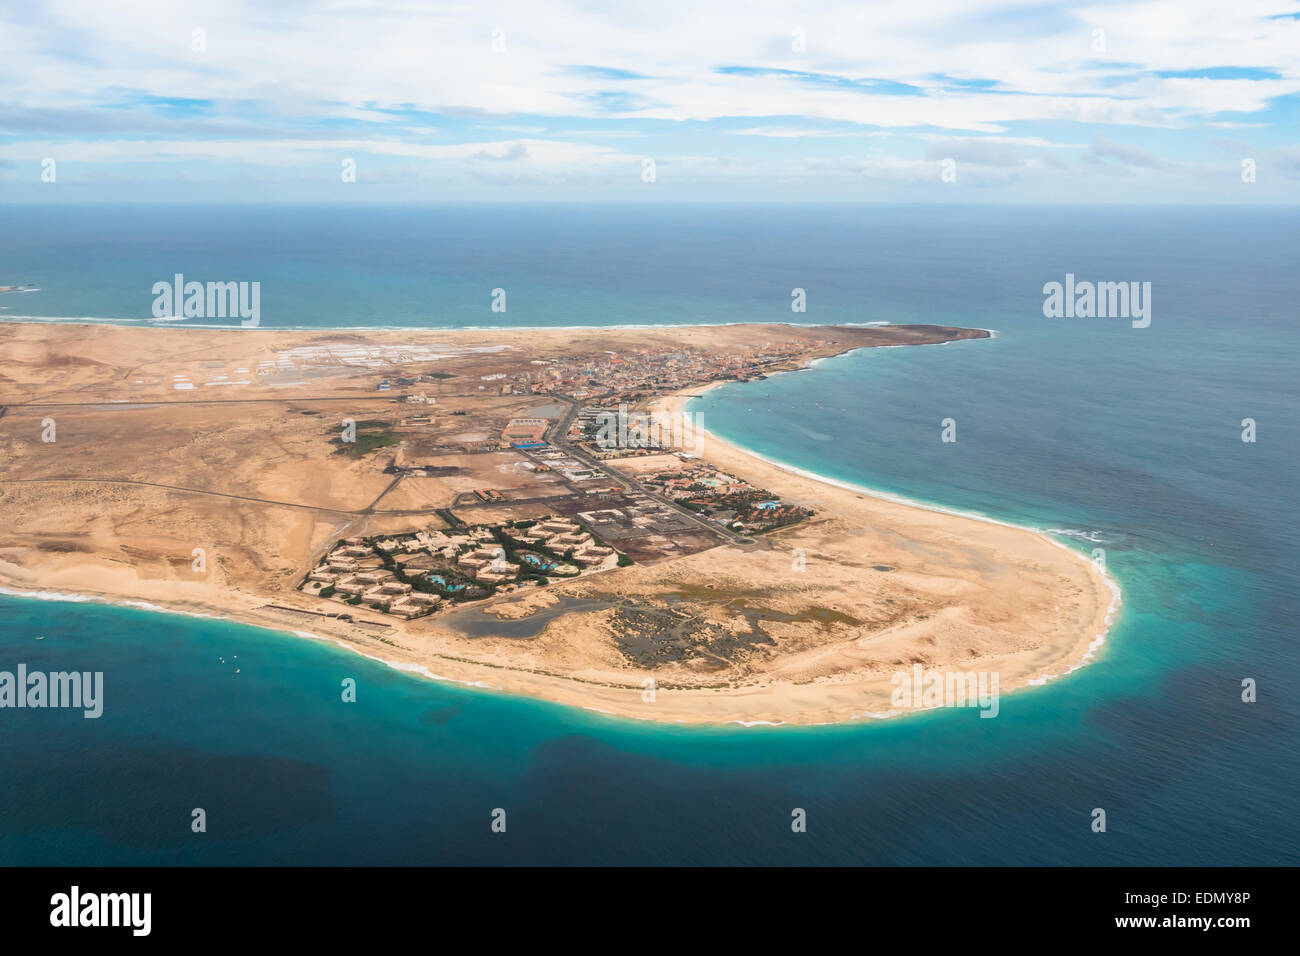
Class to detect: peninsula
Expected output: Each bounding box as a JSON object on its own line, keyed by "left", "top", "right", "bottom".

{"left": 0, "top": 321, "right": 1113, "bottom": 724}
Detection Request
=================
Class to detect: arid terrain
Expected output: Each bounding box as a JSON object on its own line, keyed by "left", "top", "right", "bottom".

{"left": 0, "top": 321, "right": 1114, "bottom": 724}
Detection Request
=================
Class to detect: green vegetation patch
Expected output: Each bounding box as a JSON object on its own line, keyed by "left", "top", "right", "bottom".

{"left": 330, "top": 420, "right": 399, "bottom": 458}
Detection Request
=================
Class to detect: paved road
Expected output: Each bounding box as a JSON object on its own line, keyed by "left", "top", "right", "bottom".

{"left": 1, "top": 396, "right": 408, "bottom": 407}
{"left": 541, "top": 395, "right": 758, "bottom": 548}
{"left": 0, "top": 393, "right": 765, "bottom": 549}
{"left": 0, "top": 476, "right": 356, "bottom": 514}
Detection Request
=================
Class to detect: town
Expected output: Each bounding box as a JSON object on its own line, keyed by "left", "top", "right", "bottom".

{"left": 288, "top": 336, "right": 829, "bottom": 621}
{"left": 489, "top": 340, "right": 837, "bottom": 401}
{"left": 300, "top": 516, "right": 627, "bottom": 618}
{"left": 632, "top": 459, "right": 813, "bottom": 534}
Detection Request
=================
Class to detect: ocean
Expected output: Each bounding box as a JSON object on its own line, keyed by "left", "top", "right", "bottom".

{"left": 0, "top": 203, "right": 1296, "bottom": 865}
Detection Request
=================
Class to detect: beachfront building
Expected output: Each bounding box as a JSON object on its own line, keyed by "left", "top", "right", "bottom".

{"left": 534, "top": 519, "right": 581, "bottom": 538}
{"left": 572, "top": 546, "right": 616, "bottom": 567}
{"left": 458, "top": 547, "right": 504, "bottom": 570}
{"left": 475, "top": 562, "right": 521, "bottom": 584}
{"left": 501, "top": 418, "right": 549, "bottom": 446}
{"left": 506, "top": 528, "right": 545, "bottom": 546}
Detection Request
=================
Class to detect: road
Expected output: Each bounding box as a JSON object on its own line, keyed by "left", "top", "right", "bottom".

{"left": 0, "top": 476, "right": 356, "bottom": 514}
{"left": 0, "top": 392, "right": 763, "bottom": 547}
{"left": 540, "top": 394, "right": 758, "bottom": 548}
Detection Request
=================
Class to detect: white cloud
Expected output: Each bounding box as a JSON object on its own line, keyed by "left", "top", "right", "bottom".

{"left": 0, "top": 137, "right": 630, "bottom": 167}
{"left": 4, "top": 0, "right": 1297, "bottom": 127}
{"left": 1, "top": 0, "right": 1298, "bottom": 199}
{"left": 730, "top": 127, "right": 867, "bottom": 138}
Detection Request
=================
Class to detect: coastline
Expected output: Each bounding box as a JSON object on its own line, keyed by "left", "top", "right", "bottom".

{"left": 0, "top": 316, "right": 896, "bottom": 332}
{"left": 0, "top": 319, "right": 1115, "bottom": 726}
{"left": 670, "top": 379, "right": 1120, "bottom": 698}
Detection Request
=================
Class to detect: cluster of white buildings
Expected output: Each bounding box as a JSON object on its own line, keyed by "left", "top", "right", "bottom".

{"left": 304, "top": 517, "right": 624, "bottom": 618}
{"left": 514, "top": 443, "right": 607, "bottom": 483}
{"left": 508, "top": 519, "right": 616, "bottom": 568}
{"left": 306, "top": 538, "right": 441, "bottom": 619}
{"left": 457, "top": 546, "right": 521, "bottom": 584}
{"left": 378, "top": 528, "right": 483, "bottom": 558}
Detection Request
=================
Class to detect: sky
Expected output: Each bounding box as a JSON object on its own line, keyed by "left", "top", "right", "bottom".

{"left": 1, "top": 0, "right": 1298, "bottom": 202}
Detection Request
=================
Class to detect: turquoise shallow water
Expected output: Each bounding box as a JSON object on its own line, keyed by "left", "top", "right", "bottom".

{"left": 1, "top": 203, "right": 1296, "bottom": 864}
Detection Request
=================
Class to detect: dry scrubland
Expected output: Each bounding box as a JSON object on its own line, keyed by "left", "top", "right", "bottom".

{"left": 0, "top": 322, "right": 1112, "bottom": 724}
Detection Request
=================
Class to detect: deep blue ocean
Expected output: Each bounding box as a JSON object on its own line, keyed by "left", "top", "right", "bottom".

{"left": 1, "top": 203, "right": 1296, "bottom": 865}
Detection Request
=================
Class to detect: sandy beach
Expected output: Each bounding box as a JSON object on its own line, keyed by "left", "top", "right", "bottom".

{"left": 0, "top": 321, "right": 1117, "bottom": 726}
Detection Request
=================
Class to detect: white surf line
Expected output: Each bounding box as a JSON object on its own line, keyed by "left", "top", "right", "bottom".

{"left": 694, "top": 423, "right": 1123, "bottom": 691}
{"left": 0, "top": 584, "right": 226, "bottom": 621}
{"left": 0, "top": 316, "right": 981, "bottom": 333}
{"left": 684, "top": 340, "right": 1123, "bottom": 702}
{"left": 2, "top": 325, "right": 1096, "bottom": 728}
{"left": 0, "top": 583, "right": 508, "bottom": 694}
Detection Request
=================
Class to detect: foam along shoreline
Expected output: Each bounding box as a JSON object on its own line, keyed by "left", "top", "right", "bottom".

{"left": 0, "top": 439, "right": 1117, "bottom": 727}
{"left": 782, "top": 326, "right": 992, "bottom": 375}
{"left": 0, "top": 431, "right": 1117, "bottom": 730}
{"left": 665, "top": 380, "right": 1120, "bottom": 703}
{"left": 0, "top": 321, "right": 1111, "bottom": 726}
{"left": 0, "top": 583, "right": 520, "bottom": 699}
{"left": 0, "top": 316, "right": 925, "bottom": 332}
{"left": 0, "top": 390, "right": 1119, "bottom": 727}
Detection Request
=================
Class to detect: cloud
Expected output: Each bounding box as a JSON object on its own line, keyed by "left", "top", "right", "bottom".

{"left": 1087, "top": 132, "right": 1167, "bottom": 169}
{"left": 1272, "top": 145, "right": 1300, "bottom": 177}
{"left": 472, "top": 142, "right": 530, "bottom": 162}
{"left": 729, "top": 126, "right": 865, "bottom": 138}
{"left": 2, "top": 0, "right": 1299, "bottom": 200}
{"left": 0, "top": 137, "right": 630, "bottom": 168}
{"left": 1208, "top": 135, "right": 1253, "bottom": 155}
{"left": 924, "top": 139, "right": 1030, "bottom": 167}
